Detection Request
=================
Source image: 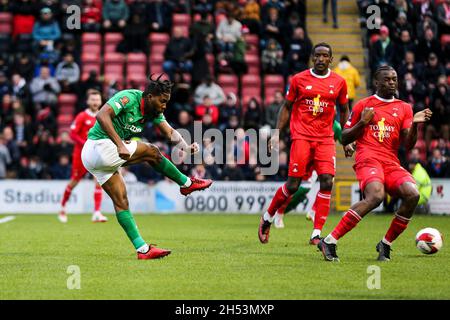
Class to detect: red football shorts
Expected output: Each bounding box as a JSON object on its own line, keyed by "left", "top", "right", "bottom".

{"left": 288, "top": 138, "right": 336, "bottom": 178}
{"left": 354, "top": 158, "right": 415, "bottom": 196}
{"left": 71, "top": 151, "right": 88, "bottom": 181}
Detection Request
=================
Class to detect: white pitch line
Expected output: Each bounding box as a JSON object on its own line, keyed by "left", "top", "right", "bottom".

{"left": 0, "top": 216, "right": 15, "bottom": 224}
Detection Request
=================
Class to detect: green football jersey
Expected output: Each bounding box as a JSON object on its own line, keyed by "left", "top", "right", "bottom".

{"left": 88, "top": 89, "right": 166, "bottom": 140}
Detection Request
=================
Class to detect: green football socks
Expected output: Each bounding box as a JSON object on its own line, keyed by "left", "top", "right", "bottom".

{"left": 153, "top": 156, "right": 188, "bottom": 186}
{"left": 284, "top": 186, "right": 311, "bottom": 214}
{"left": 116, "top": 210, "right": 146, "bottom": 250}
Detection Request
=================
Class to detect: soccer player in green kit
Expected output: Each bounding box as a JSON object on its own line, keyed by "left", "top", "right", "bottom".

{"left": 81, "top": 75, "right": 212, "bottom": 259}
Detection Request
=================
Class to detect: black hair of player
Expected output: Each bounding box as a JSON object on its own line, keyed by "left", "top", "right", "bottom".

{"left": 373, "top": 65, "right": 396, "bottom": 81}
{"left": 312, "top": 42, "right": 333, "bottom": 57}
{"left": 144, "top": 73, "right": 173, "bottom": 97}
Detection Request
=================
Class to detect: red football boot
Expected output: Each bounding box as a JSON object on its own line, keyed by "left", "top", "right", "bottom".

{"left": 258, "top": 216, "right": 272, "bottom": 244}
{"left": 180, "top": 177, "right": 213, "bottom": 196}
{"left": 137, "top": 244, "right": 172, "bottom": 260}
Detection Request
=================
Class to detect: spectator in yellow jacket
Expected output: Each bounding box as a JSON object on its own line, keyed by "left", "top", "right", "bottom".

{"left": 333, "top": 55, "right": 361, "bottom": 109}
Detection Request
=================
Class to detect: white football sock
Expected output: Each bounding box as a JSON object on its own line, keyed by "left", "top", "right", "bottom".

{"left": 263, "top": 211, "right": 275, "bottom": 223}
{"left": 136, "top": 244, "right": 149, "bottom": 253}
{"left": 311, "top": 229, "right": 321, "bottom": 238}
{"left": 382, "top": 238, "right": 392, "bottom": 246}
{"left": 324, "top": 234, "right": 337, "bottom": 244}
{"left": 182, "top": 177, "right": 192, "bottom": 188}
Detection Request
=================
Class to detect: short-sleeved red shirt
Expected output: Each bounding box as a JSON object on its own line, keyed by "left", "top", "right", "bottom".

{"left": 345, "top": 95, "right": 413, "bottom": 164}
{"left": 286, "top": 68, "right": 348, "bottom": 141}
{"left": 70, "top": 109, "right": 97, "bottom": 154}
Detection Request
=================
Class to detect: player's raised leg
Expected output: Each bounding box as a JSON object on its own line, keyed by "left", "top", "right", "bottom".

{"left": 124, "top": 141, "right": 212, "bottom": 195}
{"left": 101, "top": 171, "right": 171, "bottom": 259}
{"left": 92, "top": 181, "right": 108, "bottom": 222}
{"left": 377, "top": 181, "right": 419, "bottom": 261}
{"left": 319, "top": 181, "right": 385, "bottom": 261}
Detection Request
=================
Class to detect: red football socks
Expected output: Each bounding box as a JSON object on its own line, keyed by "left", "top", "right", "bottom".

{"left": 313, "top": 191, "right": 331, "bottom": 230}
{"left": 331, "top": 209, "right": 362, "bottom": 240}
{"left": 94, "top": 185, "right": 103, "bottom": 212}
{"left": 383, "top": 214, "right": 410, "bottom": 245}
{"left": 61, "top": 185, "right": 73, "bottom": 208}
{"left": 267, "top": 184, "right": 292, "bottom": 216}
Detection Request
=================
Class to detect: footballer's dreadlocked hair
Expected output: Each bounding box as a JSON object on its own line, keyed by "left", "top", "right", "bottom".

{"left": 312, "top": 42, "right": 333, "bottom": 56}
{"left": 373, "top": 65, "right": 396, "bottom": 80}
{"left": 144, "top": 73, "right": 173, "bottom": 96}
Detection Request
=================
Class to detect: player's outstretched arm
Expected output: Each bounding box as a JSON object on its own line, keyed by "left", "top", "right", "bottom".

{"left": 96, "top": 104, "right": 131, "bottom": 160}
{"left": 342, "top": 107, "right": 375, "bottom": 146}
{"left": 157, "top": 120, "right": 200, "bottom": 154}
{"left": 270, "top": 100, "right": 293, "bottom": 152}
{"left": 403, "top": 108, "right": 433, "bottom": 150}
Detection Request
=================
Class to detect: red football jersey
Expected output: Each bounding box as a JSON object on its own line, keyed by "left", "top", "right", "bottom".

{"left": 345, "top": 95, "right": 413, "bottom": 164}
{"left": 286, "top": 69, "right": 348, "bottom": 141}
{"left": 70, "top": 109, "right": 97, "bottom": 153}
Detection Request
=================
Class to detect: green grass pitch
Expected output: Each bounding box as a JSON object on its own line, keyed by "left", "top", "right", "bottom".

{"left": 0, "top": 213, "right": 449, "bottom": 300}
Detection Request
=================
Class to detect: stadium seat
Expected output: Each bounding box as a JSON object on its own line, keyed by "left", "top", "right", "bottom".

{"left": 60, "top": 106, "right": 75, "bottom": 116}
{"left": 104, "top": 52, "right": 125, "bottom": 65}
{"left": 57, "top": 114, "right": 74, "bottom": 125}
{"left": 126, "top": 73, "right": 147, "bottom": 90}
{"left": 151, "top": 43, "right": 166, "bottom": 55}
{"left": 82, "top": 43, "right": 101, "bottom": 56}
{"left": 441, "top": 34, "right": 450, "bottom": 47}
{"left": 264, "top": 75, "right": 285, "bottom": 102}
{"left": 126, "top": 64, "right": 146, "bottom": 76}
{"left": 81, "top": 63, "right": 101, "bottom": 76}
{"left": 244, "top": 54, "right": 260, "bottom": 75}
{"left": 243, "top": 34, "right": 259, "bottom": 47}
{"left": 193, "top": 13, "right": 213, "bottom": 23}
{"left": 206, "top": 54, "right": 215, "bottom": 76}
{"left": 242, "top": 74, "right": 261, "bottom": 88}
{"left": 218, "top": 74, "right": 239, "bottom": 94}
{"left": 149, "top": 53, "right": 164, "bottom": 74}
{"left": 104, "top": 32, "right": 123, "bottom": 53}
{"left": 149, "top": 32, "right": 170, "bottom": 45}
{"left": 82, "top": 32, "right": 101, "bottom": 45}
{"left": 0, "top": 12, "right": 12, "bottom": 34}
{"left": 58, "top": 94, "right": 77, "bottom": 107}
{"left": 172, "top": 14, "right": 191, "bottom": 27}
{"left": 127, "top": 53, "right": 146, "bottom": 65}
{"left": 81, "top": 52, "right": 99, "bottom": 64}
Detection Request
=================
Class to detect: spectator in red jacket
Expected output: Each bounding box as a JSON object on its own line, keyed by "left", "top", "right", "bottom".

{"left": 81, "top": 0, "right": 102, "bottom": 32}
{"left": 195, "top": 95, "right": 219, "bottom": 125}
{"left": 11, "top": 0, "right": 37, "bottom": 39}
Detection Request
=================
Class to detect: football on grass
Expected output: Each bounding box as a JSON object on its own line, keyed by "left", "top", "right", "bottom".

{"left": 415, "top": 228, "right": 443, "bottom": 254}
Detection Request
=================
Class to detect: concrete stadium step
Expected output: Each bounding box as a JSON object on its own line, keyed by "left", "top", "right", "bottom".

{"left": 308, "top": 0, "right": 359, "bottom": 15}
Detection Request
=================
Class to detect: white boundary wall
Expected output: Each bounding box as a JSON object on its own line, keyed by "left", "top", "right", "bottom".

{"left": 0, "top": 179, "right": 448, "bottom": 214}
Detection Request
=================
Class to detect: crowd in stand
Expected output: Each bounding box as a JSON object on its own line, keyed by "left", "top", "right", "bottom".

{"left": 0, "top": 0, "right": 448, "bottom": 184}
{"left": 359, "top": 0, "right": 450, "bottom": 177}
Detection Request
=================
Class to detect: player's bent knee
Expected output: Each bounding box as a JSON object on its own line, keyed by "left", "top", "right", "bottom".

{"left": 366, "top": 194, "right": 384, "bottom": 209}
{"left": 146, "top": 144, "right": 163, "bottom": 166}
{"left": 319, "top": 175, "right": 334, "bottom": 191}
{"left": 285, "top": 180, "right": 300, "bottom": 194}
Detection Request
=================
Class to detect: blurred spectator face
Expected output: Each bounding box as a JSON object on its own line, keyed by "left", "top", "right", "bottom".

{"left": 59, "top": 155, "right": 70, "bottom": 166}
{"left": 410, "top": 148, "right": 420, "bottom": 161}
{"left": 203, "top": 96, "right": 212, "bottom": 106}
{"left": 400, "top": 30, "right": 410, "bottom": 43}
{"left": 274, "top": 91, "right": 283, "bottom": 104}
{"left": 2, "top": 94, "right": 11, "bottom": 107}
{"left": 178, "top": 111, "right": 190, "bottom": 126}
{"left": 226, "top": 93, "right": 237, "bottom": 107}
{"left": 425, "top": 28, "right": 434, "bottom": 41}
{"left": 428, "top": 53, "right": 438, "bottom": 67}
{"left": 203, "top": 113, "right": 212, "bottom": 125}
{"left": 0, "top": 73, "right": 7, "bottom": 84}
{"left": 396, "top": 12, "right": 407, "bottom": 25}
{"left": 204, "top": 154, "right": 215, "bottom": 166}
{"left": 12, "top": 74, "right": 22, "bottom": 86}
{"left": 0, "top": 134, "right": 5, "bottom": 145}
{"left": 40, "top": 67, "right": 50, "bottom": 79}
{"left": 293, "top": 27, "right": 304, "bottom": 40}
{"left": 41, "top": 9, "right": 53, "bottom": 21}
{"left": 13, "top": 113, "right": 25, "bottom": 126}
{"left": 279, "top": 151, "right": 288, "bottom": 166}
{"left": 248, "top": 98, "right": 259, "bottom": 110}
{"left": 268, "top": 8, "right": 279, "bottom": 21}
{"left": 438, "top": 83, "right": 447, "bottom": 95}
{"left": 87, "top": 92, "right": 102, "bottom": 111}
{"left": 173, "top": 27, "right": 183, "bottom": 39}
{"left": 432, "top": 149, "right": 442, "bottom": 160}
{"left": 20, "top": 156, "right": 29, "bottom": 167}
{"left": 228, "top": 115, "right": 239, "bottom": 128}
{"left": 380, "top": 26, "right": 389, "bottom": 41}
{"left": 405, "top": 51, "right": 415, "bottom": 64}
{"left": 63, "top": 54, "right": 74, "bottom": 64}
{"left": 60, "top": 131, "right": 71, "bottom": 143}
{"left": 3, "top": 127, "right": 13, "bottom": 141}
{"left": 12, "top": 101, "right": 23, "bottom": 113}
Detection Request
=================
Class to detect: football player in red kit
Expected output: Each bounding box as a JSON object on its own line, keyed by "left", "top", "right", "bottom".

{"left": 318, "top": 65, "right": 433, "bottom": 261}
{"left": 59, "top": 90, "right": 108, "bottom": 223}
{"left": 258, "top": 43, "right": 354, "bottom": 245}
